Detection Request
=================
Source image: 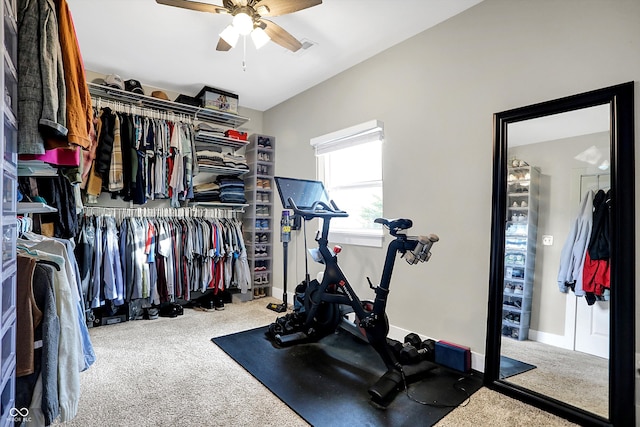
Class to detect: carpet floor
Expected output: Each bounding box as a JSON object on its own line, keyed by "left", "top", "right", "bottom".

{"left": 56, "top": 297, "right": 579, "bottom": 427}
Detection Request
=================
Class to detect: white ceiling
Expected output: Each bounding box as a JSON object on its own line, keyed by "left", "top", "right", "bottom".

{"left": 67, "top": 0, "right": 483, "bottom": 111}
{"left": 508, "top": 104, "right": 611, "bottom": 147}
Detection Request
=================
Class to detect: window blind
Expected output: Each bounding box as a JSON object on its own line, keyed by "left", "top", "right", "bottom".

{"left": 310, "top": 119, "right": 384, "bottom": 155}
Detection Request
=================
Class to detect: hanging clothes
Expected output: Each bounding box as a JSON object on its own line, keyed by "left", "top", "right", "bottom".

{"left": 558, "top": 188, "right": 612, "bottom": 305}
{"left": 17, "top": 0, "right": 68, "bottom": 155}
{"left": 15, "top": 257, "right": 60, "bottom": 426}
{"left": 84, "top": 108, "right": 204, "bottom": 207}
{"left": 55, "top": 0, "right": 93, "bottom": 149}
{"left": 557, "top": 190, "right": 593, "bottom": 296}
{"left": 18, "top": 170, "right": 80, "bottom": 239}
{"left": 582, "top": 189, "right": 612, "bottom": 304}
{"left": 15, "top": 230, "right": 96, "bottom": 426}
{"left": 77, "top": 210, "right": 251, "bottom": 320}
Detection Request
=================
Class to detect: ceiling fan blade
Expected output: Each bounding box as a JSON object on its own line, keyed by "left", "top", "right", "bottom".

{"left": 255, "top": 0, "right": 322, "bottom": 17}
{"left": 260, "top": 19, "right": 302, "bottom": 51}
{"left": 156, "top": 0, "right": 228, "bottom": 14}
{"left": 216, "top": 37, "right": 233, "bottom": 51}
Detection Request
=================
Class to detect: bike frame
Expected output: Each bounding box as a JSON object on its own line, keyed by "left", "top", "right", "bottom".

{"left": 297, "top": 202, "right": 421, "bottom": 371}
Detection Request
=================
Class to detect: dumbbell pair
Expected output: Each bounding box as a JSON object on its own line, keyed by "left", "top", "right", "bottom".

{"left": 387, "top": 333, "right": 436, "bottom": 365}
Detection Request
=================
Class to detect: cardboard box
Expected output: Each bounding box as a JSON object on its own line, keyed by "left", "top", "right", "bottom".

{"left": 197, "top": 86, "right": 239, "bottom": 114}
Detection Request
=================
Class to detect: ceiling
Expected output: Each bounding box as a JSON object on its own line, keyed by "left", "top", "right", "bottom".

{"left": 508, "top": 104, "right": 611, "bottom": 147}
{"left": 66, "top": 0, "right": 483, "bottom": 111}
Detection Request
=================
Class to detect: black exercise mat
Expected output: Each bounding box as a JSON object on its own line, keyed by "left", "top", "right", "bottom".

{"left": 499, "top": 355, "right": 536, "bottom": 379}
{"left": 212, "top": 326, "right": 482, "bottom": 426}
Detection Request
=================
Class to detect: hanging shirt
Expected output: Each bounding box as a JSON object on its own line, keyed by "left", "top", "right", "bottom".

{"left": 557, "top": 191, "right": 594, "bottom": 296}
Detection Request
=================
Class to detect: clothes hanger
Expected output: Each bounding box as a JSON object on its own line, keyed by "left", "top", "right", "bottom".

{"left": 35, "top": 259, "right": 61, "bottom": 271}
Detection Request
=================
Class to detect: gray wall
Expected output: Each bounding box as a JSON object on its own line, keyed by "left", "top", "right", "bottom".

{"left": 263, "top": 0, "right": 640, "bottom": 362}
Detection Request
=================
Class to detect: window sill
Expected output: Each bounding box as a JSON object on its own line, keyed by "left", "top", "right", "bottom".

{"left": 327, "top": 230, "right": 383, "bottom": 248}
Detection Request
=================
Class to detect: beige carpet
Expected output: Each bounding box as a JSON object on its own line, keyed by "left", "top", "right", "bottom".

{"left": 500, "top": 337, "right": 608, "bottom": 418}
{"left": 56, "top": 298, "right": 578, "bottom": 427}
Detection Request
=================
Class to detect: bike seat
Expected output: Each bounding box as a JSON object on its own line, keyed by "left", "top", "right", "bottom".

{"left": 374, "top": 218, "right": 413, "bottom": 232}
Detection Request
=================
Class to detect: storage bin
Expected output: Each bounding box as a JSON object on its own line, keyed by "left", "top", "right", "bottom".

{"left": 196, "top": 86, "right": 239, "bottom": 114}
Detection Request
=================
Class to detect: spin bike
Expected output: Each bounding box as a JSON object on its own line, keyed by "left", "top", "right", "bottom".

{"left": 266, "top": 197, "right": 439, "bottom": 406}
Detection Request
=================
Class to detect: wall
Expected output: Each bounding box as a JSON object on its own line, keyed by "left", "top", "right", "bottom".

{"left": 263, "top": 0, "right": 640, "bottom": 367}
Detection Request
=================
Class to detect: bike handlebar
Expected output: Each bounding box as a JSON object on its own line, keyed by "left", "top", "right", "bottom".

{"left": 287, "top": 197, "right": 349, "bottom": 220}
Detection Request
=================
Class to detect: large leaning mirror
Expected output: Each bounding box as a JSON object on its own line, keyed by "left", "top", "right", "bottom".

{"left": 485, "top": 82, "right": 635, "bottom": 426}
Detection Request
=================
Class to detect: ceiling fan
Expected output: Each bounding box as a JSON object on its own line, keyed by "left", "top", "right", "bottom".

{"left": 156, "top": 0, "right": 322, "bottom": 52}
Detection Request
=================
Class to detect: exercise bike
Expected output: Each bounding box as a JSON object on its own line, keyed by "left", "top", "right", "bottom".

{"left": 266, "top": 196, "right": 439, "bottom": 406}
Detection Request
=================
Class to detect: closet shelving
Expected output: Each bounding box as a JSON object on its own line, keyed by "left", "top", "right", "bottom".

{"left": 88, "top": 82, "right": 251, "bottom": 212}
{"left": 87, "top": 82, "right": 250, "bottom": 129}
{"left": 1, "top": 0, "right": 18, "bottom": 423}
{"left": 502, "top": 164, "right": 539, "bottom": 341}
{"left": 16, "top": 202, "right": 58, "bottom": 214}
{"left": 243, "top": 134, "right": 275, "bottom": 300}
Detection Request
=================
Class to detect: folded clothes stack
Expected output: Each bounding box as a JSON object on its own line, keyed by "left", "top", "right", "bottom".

{"left": 217, "top": 175, "right": 246, "bottom": 204}
{"left": 196, "top": 150, "right": 226, "bottom": 169}
{"left": 196, "top": 151, "right": 248, "bottom": 172}
{"left": 192, "top": 182, "right": 221, "bottom": 202}
{"left": 222, "top": 153, "right": 249, "bottom": 171}
{"left": 194, "top": 122, "right": 226, "bottom": 136}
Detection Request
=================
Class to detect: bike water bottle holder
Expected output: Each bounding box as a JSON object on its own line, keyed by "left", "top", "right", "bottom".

{"left": 404, "top": 234, "right": 440, "bottom": 265}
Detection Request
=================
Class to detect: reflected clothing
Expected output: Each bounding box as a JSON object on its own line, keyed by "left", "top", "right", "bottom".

{"left": 557, "top": 191, "right": 593, "bottom": 296}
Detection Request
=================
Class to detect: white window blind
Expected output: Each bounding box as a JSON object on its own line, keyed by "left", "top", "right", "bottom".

{"left": 310, "top": 120, "right": 384, "bottom": 155}
{"left": 310, "top": 120, "right": 384, "bottom": 247}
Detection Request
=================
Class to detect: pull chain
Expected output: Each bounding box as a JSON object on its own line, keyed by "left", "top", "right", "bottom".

{"left": 242, "top": 35, "right": 247, "bottom": 71}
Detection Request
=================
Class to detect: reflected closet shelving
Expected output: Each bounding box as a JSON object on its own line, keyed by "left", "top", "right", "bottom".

{"left": 503, "top": 164, "right": 539, "bottom": 341}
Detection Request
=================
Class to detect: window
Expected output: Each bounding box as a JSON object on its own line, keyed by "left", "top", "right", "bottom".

{"left": 310, "top": 120, "right": 384, "bottom": 247}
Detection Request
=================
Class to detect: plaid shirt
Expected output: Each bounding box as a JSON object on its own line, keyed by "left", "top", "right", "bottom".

{"left": 108, "top": 114, "right": 124, "bottom": 191}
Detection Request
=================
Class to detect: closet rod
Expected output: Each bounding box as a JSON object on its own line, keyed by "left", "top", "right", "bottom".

{"left": 91, "top": 96, "right": 193, "bottom": 123}
{"left": 81, "top": 206, "right": 240, "bottom": 221}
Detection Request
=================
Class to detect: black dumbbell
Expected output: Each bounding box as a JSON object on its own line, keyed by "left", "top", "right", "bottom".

{"left": 399, "top": 338, "right": 436, "bottom": 365}
{"left": 421, "top": 339, "right": 436, "bottom": 361}
{"left": 387, "top": 338, "right": 404, "bottom": 356}
{"left": 388, "top": 333, "right": 427, "bottom": 360}
{"left": 404, "top": 333, "right": 422, "bottom": 348}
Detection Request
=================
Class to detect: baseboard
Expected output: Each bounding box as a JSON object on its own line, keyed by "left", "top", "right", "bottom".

{"left": 527, "top": 329, "right": 572, "bottom": 350}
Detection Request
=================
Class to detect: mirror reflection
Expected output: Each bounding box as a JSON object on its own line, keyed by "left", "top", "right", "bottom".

{"left": 498, "top": 104, "right": 610, "bottom": 418}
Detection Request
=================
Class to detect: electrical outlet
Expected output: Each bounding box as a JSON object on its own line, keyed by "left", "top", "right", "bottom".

{"left": 542, "top": 235, "right": 553, "bottom": 246}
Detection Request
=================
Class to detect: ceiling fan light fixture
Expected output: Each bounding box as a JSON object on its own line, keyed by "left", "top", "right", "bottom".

{"left": 220, "top": 24, "right": 239, "bottom": 47}
{"left": 232, "top": 12, "right": 254, "bottom": 36}
{"left": 255, "top": 5, "right": 269, "bottom": 15}
{"left": 251, "top": 27, "right": 270, "bottom": 49}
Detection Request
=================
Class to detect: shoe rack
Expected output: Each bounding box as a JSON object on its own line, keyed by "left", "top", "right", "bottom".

{"left": 502, "top": 163, "right": 540, "bottom": 341}
{"left": 243, "top": 134, "right": 275, "bottom": 300}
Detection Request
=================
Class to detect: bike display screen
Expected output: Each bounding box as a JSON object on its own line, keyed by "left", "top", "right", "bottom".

{"left": 274, "top": 176, "right": 331, "bottom": 210}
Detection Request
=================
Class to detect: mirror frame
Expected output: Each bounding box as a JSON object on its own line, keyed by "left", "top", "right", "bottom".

{"left": 485, "top": 82, "right": 635, "bottom": 426}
